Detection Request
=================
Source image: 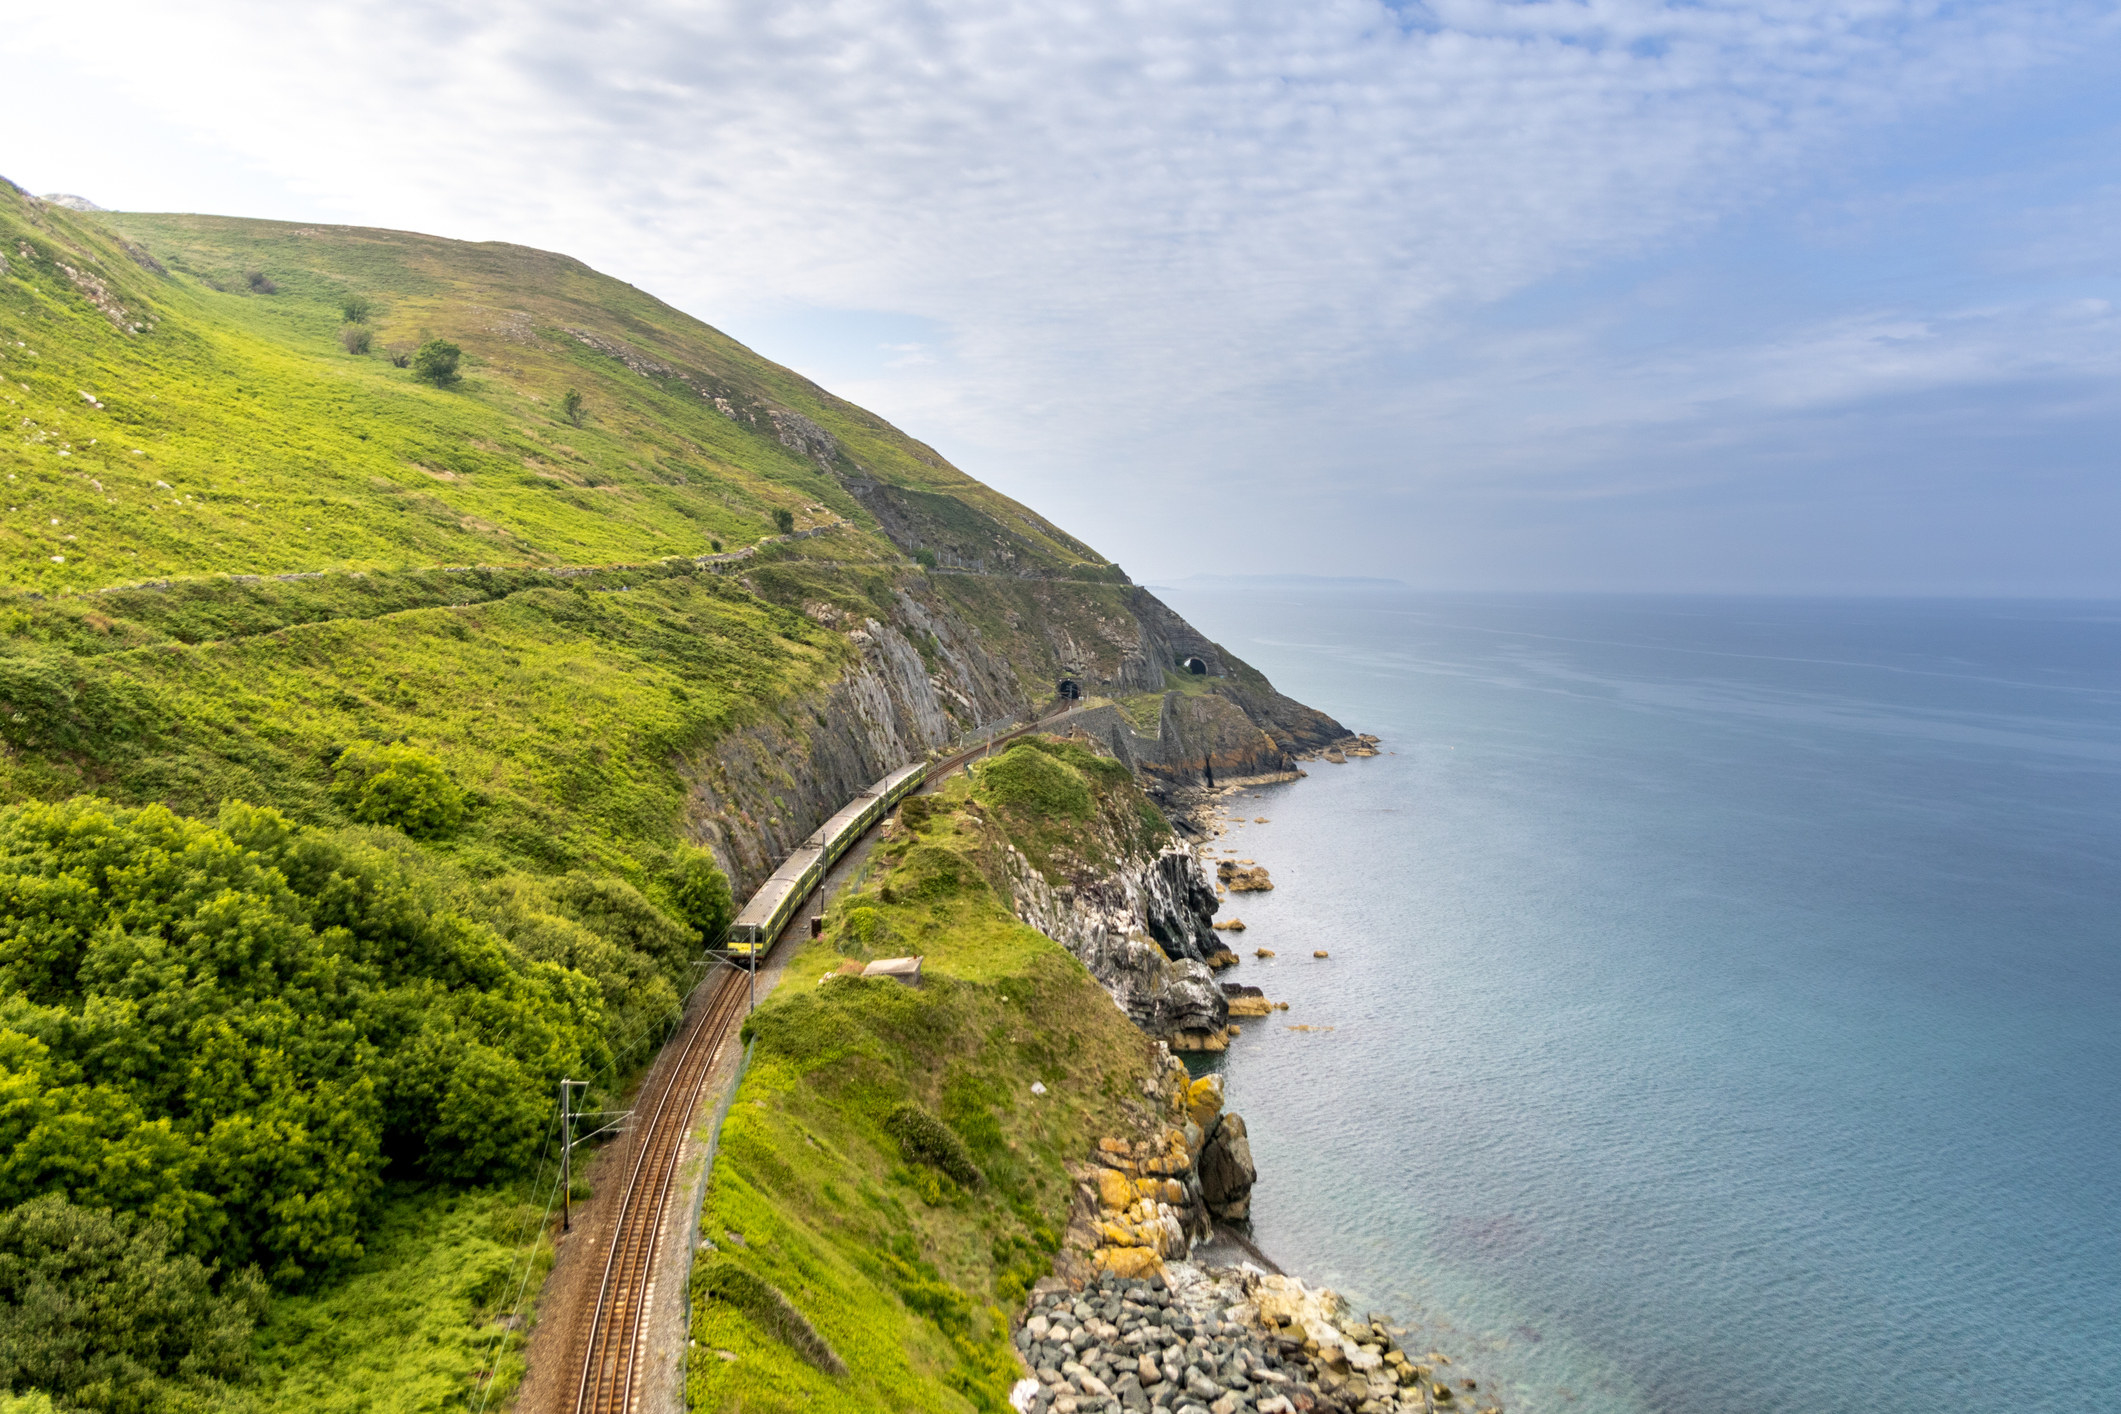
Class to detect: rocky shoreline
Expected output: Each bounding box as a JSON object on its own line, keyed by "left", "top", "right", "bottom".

{"left": 1008, "top": 732, "right": 1498, "bottom": 1414}
{"left": 1012, "top": 1263, "right": 1496, "bottom": 1414}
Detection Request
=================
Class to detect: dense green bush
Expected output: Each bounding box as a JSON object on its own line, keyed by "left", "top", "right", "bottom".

{"left": 668, "top": 845, "right": 735, "bottom": 944}
{"left": 340, "top": 294, "right": 372, "bottom": 323}
{"left": 330, "top": 741, "right": 464, "bottom": 837}
{"left": 0, "top": 1195, "right": 265, "bottom": 1414}
{"left": 411, "top": 339, "right": 461, "bottom": 387}
{"left": 772, "top": 508, "right": 796, "bottom": 536}
{"left": 883, "top": 1102, "right": 981, "bottom": 1188}
{"left": 337, "top": 324, "right": 372, "bottom": 355}
{"left": 0, "top": 798, "right": 610, "bottom": 1284}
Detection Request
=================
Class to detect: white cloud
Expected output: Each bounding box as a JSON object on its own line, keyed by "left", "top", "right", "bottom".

{"left": 5, "top": 0, "right": 2117, "bottom": 587}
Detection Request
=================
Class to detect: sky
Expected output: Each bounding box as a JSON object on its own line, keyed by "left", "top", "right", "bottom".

{"left": 5, "top": 1, "right": 2119, "bottom": 593}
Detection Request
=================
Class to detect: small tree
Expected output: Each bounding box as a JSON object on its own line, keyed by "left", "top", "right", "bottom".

{"left": 772, "top": 507, "right": 795, "bottom": 536}
{"left": 385, "top": 343, "right": 413, "bottom": 368}
{"left": 244, "top": 270, "right": 277, "bottom": 294}
{"left": 710, "top": 538, "right": 723, "bottom": 553}
{"left": 342, "top": 294, "right": 372, "bottom": 322}
{"left": 411, "top": 338, "right": 462, "bottom": 387}
{"left": 913, "top": 548, "right": 937, "bottom": 569}
{"left": 560, "top": 387, "right": 584, "bottom": 426}
{"left": 338, "top": 325, "right": 372, "bottom": 354}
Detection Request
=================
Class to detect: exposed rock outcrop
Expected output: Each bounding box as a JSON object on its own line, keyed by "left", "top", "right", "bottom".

{"left": 997, "top": 838, "right": 1229, "bottom": 1038}
{"left": 1198, "top": 1113, "right": 1258, "bottom": 1221}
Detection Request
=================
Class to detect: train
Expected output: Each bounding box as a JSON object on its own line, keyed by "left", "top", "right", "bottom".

{"left": 719, "top": 758, "right": 931, "bottom": 956}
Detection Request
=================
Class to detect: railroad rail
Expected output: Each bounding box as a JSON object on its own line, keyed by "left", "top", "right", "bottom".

{"left": 567, "top": 703, "right": 1087, "bottom": 1414}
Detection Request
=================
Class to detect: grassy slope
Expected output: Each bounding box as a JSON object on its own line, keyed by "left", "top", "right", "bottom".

{"left": 689, "top": 741, "right": 1165, "bottom": 1413}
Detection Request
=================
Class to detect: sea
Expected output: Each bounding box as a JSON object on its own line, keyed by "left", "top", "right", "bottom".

{"left": 1150, "top": 590, "right": 2121, "bottom": 1414}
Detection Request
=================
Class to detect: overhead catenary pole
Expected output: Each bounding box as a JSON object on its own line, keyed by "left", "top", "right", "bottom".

{"left": 559, "top": 1076, "right": 574, "bottom": 1232}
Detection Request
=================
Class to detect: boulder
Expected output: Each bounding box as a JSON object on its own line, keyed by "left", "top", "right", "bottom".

{"left": 1197, "top": 1113, "right": 1257, "bottom": 1221}
{"left": 1095, "top": 1245, "right": 1164, "bottom": 1279}
{"left": 1097, "top": 1168, "right": 1136, "bottom": 1211}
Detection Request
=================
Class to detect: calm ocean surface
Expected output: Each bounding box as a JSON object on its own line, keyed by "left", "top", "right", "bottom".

{"left": 1151, "top": 591, "right": 2121, "bottom": 1414}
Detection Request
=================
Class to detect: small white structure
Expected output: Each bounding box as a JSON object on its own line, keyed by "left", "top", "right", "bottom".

{"left": 861, "top": 956, "right": 924, "bottom": 985}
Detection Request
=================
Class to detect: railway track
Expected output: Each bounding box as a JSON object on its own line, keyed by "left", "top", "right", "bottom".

{"left": 569, "top": 965, "right": 748, "bottom": 1414}
{"left": 566, "top": 705, "right": 1087, "bottom": 1413}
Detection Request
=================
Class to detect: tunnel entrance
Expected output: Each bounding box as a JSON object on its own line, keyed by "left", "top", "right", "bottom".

{"left": 1183, "top": 656, "right": 1207, "bottom": 675}
{"left": 1057, "top": 679, "right": 1082, "bottom": 700}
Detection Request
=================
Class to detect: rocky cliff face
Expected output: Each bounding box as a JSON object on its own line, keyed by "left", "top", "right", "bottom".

{"left": 683, "top": 567, "right": 1346, "bottom": 895}
{"left": 995, "top": 835, "right": 1229, "bottom": 1038}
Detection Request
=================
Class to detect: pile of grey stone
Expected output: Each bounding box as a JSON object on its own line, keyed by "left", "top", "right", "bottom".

{"left": 1014, "top": 1269, "right": 1337, "bottom": 1414}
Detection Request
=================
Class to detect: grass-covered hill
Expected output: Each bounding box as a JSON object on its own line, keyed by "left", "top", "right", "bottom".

{"left": 2, "top": 187, "right": 1104, "bottom": 589}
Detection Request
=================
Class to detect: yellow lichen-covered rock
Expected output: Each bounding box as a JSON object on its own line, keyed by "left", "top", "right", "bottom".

{"left": 1162, "top": 1177, "right": 1185, "bottom": 1204}
{"left": 1185, "top": 1075, "right": 1225, "bottom": 1130}
{"left": 1227, "top": 996, "right": 1273, "bottom": 1017}
{"left": 1134, "top": 1176, "right": 1165, "bottom": 1203}
{"left": 1096, "top": 1167, "right": 1135, "bottom": 1211}
{"left": 1212, "top": 918, "right": 1246, "bottom": 931}
{"left": 1095, "top": 1246, "right": 1164, "bottom": 1280}
{"left": 1098, "top": 1137, "right": 1130, "bottom": 1157}
{"left": 1254, "top": 947, "right": 1276, "bottom": 957}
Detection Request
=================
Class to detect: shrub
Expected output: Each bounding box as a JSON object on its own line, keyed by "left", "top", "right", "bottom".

{"left": 913, "top": 548, "right": 938, "bottom": 569}
{"left": 338, "top": 324, "right": 372, "bottom": 354}
{"left": 385, "top": 343, "right": 413, "bottom": 368}
{"left": 772, "top": 507, "right": 795, "bottom": 536}
{"left": 668, "top": 845, "right": 734, "bottom": 944}
{"left": 884, "top": 1101, "right": 981, "bottom": 1187}
{"left": 330, "top": 740, "right": 465, "bottom": 836}
{"left": 0, "top": 1196, "right": 267, "bottom": 1414}
{"left": 547, "top": 871, "right": 693, "bottom": 972}
{"left": 411, "top": 338, "right": 462, "bottom": 386}
{"left": 710, "top": 538, "right": 723, "bottom": 553}
{"left": 692, "top": 1258, "right": 845, "bottom": 1374}
{"left": 341, "top": 294, "right": 372, "bottom": 322}
{"left": 560, "top": 387, "right": 584, "bottom": 426}
{"left": 243, "top": 270, "right": 276, "bottom": 294}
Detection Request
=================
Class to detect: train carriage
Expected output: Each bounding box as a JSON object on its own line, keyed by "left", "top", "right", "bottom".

{"left": 718, "top": 758, "right": 932, "bottom": 956}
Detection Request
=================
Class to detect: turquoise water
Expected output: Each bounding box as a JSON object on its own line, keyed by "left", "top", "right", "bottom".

{"left": 1154, "top": 592, "right": 2121, "bottom": 1414}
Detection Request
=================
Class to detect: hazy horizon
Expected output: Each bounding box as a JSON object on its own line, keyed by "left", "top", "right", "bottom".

{"left": 7, "top": 1, "right": 2117, "bottom": 595}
